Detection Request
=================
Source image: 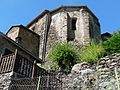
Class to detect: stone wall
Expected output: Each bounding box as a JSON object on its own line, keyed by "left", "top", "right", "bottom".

{"left": 89, "top": 12, "right": 101, "bottom": 43}
{"left": 7, "top": 27, "right": 19, "bottom": 41}
{"left": 62, "top": 53, "right": 120, "bottom": 90}
{"left": 28, "top": 7, "right": 100, "bottom": 60}
{"left": 29, "top": 15, "right": 47, "bottom": 59}
{"left": 0, "top": 72, "right": 13, "bottom": 90}
{"left": 0, "top": 72, "right": 29, "bottom": 90}
{"left": 19, "top": 26, "right": 40, "bottom": 57}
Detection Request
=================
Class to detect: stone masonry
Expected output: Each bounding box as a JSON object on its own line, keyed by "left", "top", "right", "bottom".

{"left": 27, "top": 6, "right": 101, "bottom": 59}
{"left": 0, "top": 6, "right": 101, "bottom": 90}
{"left": 6, "top": 25, "right": 40, "bottom": 57}
{"left": 62, "top": 53, "right": 120, "bottom": 90}
{"left": 0, "top": 72, "right": 13, "bottom": 90}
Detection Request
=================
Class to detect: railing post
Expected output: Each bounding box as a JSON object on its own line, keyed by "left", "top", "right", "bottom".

{"left": 46, "top": 71, "right": 50, "bottom": 90}
{"left": 12, "top": 49, "right": 18, "bottom": 71}
{"left": 37, "top": 76, "right": 41, "bottom": 90}
{"left": 32, "top": 60, "right": 36, "bottom": 78}
{"left": 0, "top": 54, "right": 3, "bottom": 73}
{"left": 0, "top": 54, "right": 2, "bottom": 61}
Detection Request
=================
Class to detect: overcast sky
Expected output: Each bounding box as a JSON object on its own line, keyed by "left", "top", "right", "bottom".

{"left": 0, "top": 0, "right": 120, "bottom": 34}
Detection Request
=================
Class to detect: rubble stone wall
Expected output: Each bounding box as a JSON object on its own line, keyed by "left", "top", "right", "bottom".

{"left": 28, "top": 7, "right": 100, "bottom": 59}
{"left": 29, "top": 15, "right": 47, "bottom": 59}
{"left": 0, "top": 72, "right": 13, "bottom": 90}
{"left": 62, "top": 53, "right": 120, "bottom": 90}
{"left": 7, "top": 27, "right": 19, "bottom": 41}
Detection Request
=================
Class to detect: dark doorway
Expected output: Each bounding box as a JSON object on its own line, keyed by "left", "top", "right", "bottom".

{"left": 67, "top": 15, "right": 76, "bottom": 41}
{"left": 71, "top": 18, "right": 77, "bottom": 30}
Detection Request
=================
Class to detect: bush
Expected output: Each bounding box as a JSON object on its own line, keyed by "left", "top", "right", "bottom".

{"left": 48, "top": 42, "right": 80, "bottom": 73}
{"left": 80, "top": 42, "right": 105, "bottom": 64}
{"left": 41, "top": 60, "right": 59, "bottom": 71}
{"left": 103, "top": 30, "right": 120, "bottom": 54}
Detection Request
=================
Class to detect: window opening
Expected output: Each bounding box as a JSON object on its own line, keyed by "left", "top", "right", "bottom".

{"left": 71, "top": 18, "right": 77, "bottom": 30}
{"left": 32, "top": 26, "right": 35, "bottom": 31}
{"left": 67, "top": 16, "right": 77, "bottom": 41}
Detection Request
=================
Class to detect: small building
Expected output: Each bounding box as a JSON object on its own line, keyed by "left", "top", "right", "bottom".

{"left": 6, "top": 25, "right": 40, "bottom": 57}
{"left": 0, "top": 25, "right": 47, "bottom": 90}
{"left": 101, "top": 32, "right": 112, "bottom": 41}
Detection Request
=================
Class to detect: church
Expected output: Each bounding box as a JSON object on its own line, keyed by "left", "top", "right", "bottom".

{"left": 0, "top": 6, "right": 100, "bottom": 90}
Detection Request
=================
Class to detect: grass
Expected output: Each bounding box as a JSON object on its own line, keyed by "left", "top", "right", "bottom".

{"left": 80, "top": 41, "right": 105, "bottom": 64}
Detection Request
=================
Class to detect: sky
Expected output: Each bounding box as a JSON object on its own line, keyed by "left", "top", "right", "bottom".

{"left": 0, "top": 0, "right": 120, "bottom": 34}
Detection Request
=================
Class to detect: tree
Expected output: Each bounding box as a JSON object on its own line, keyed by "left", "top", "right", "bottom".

{"left": 103, "top": 30, "right": 120, "bottom": 54}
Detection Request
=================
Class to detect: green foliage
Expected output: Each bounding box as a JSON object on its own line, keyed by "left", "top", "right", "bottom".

{"left": 103, "top": 30, "right": 120, "bottom": 54}
{"left": 48, "top": 42, "right": 80, "bottom": 73}
{"left": 48, "top": 31, "right": 120, "bottom": 71}
{"left": 41, "top": 60, "right": 59, "bottom": 71}
{"left": 80, "top": 42, "right": 105, "bottom": 64}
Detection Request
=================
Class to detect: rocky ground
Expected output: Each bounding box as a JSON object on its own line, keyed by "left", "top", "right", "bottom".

{"left": 62, "top": 53, "right": 120, "bottom": 90}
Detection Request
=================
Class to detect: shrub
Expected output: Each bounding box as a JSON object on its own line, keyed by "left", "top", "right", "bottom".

{"left": 80, "top": 42, "right": 105, "bottom": 64}
{"left": 40, "top": 59, "right": 59, "bottom": 71}
{"left": 48, "top": 42, "right": 80, "bottom": 73}
{"left": 103, "top": 30, "right": 120, "bottom": 54}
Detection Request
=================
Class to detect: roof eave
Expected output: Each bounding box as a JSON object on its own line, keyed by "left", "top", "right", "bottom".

{"left": 6, "top": 25, "right": 40, "bottom": 37}
{"left": 26, "top": 6, "right": 99, "bottom": 28}
{"left": 27, "top": 10, "right": 50, "bottom": 28}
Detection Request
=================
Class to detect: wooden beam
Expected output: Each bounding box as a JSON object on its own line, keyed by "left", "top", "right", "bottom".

{"left": 32, "top": 60, "right": 36, "bottom": 78}
{"left": 37, "top": 76, "right": 41, "bottom": 90}
{"left": 46, "top": 71, "right": 50, "bottom": 90}
{"left": 12, "top": 49, "right": 18, "bottom": 71}
{"left": 0, "top": 54, "right": 2, "bottom": 62}
{"left": 0, "top": 54, "right": 3, "bottom": 73}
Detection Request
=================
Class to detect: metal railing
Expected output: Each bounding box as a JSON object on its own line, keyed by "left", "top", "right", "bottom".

{"left": 9, "top": 72, "right": 62, "bottom": 90}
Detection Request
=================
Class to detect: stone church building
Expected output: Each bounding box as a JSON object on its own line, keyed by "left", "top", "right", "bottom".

{"left": 0, "top": 6, "right": 100, "bottom": 89}
{"left": 27, "top": 6, "right": 100, "bottom": 60}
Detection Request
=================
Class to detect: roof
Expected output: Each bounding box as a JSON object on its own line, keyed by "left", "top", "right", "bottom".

{"left": 6, "top": 24, "right": 40, "bottom": 37}
{"left": 27, "top": 6, "right": 98, "bottom": 28}
{"left": 101, "top": 32, "right": 112, "bottom": 37}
